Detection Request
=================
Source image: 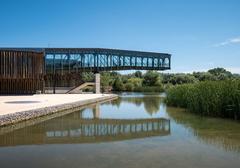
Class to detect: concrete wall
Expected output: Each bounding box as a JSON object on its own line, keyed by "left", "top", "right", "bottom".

{"left": 95, "top": 73, "right": 100, "bottom": 94}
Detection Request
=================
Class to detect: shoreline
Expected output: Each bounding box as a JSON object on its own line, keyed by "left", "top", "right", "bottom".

{"left": 0, "top": 94, "right": 118, "bottom": 127}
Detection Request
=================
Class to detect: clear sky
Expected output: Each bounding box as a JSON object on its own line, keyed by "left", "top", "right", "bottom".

{"left": 0, "top": 0, "right": 239, "bottom": 73}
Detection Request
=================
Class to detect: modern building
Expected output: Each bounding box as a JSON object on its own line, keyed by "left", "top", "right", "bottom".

{"left": 0, "top": 48, "right": 171, "bottom": 94}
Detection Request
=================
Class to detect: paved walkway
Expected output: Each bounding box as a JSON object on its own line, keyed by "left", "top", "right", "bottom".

{"left": 0, "top": 94, "right": 113, "bottom": 116}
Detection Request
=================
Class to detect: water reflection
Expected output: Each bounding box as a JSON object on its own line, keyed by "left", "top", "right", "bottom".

{"left": 107, "top": 94, "right": 162, "bottom": 115}
{"left": 1, "top": 93, "right": 240, "bottom": 168}
{"left": 0, "top": 104, "right": 170, "bottom": 147}
{"left": 167, "top": 106, "right": 240, "bottom": 153}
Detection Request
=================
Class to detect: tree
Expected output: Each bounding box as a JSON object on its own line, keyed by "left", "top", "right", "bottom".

{"left": 125, "top": 83, "right": 134, "bottom": 91}
{"left": 143, "top": 71, "right": 162, "bottom": 86}
{"left": 208, "top": 67, "right": 232, "bottom": 80}
{"left": 127, "top": 78, "right": 143, "bottom": 88}
{"left": 113, "top": 77, "right": 124, "bottom": 91}
{"left": 101, "top": 72, "right": 111, "bottom": 91}
{"left": 134, "top": 71, "right": 143, "bottom": 78}
{"left": 82, "top": 72, "right": 94, "bottom": 82}
{"left": 208, "top": 67, "right": 232, "bottom": 76}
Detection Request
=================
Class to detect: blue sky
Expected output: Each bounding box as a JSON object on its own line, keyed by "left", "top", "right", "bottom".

{"left": 0, "top": 0, "right": 239, "bottom": 73}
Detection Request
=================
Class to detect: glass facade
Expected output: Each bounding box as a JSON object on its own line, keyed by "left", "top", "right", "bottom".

{"left": 45, "top": 52, "right": 170, "bottom": 75}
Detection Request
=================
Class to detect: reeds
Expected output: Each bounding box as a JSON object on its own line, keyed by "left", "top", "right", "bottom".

{"left": 166, "top": 80, "right": 240, "bottom": 120}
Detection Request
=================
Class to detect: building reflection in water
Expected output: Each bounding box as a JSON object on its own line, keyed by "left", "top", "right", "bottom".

{"left": 0, "top": 103, "right": 170, "bottom": 147}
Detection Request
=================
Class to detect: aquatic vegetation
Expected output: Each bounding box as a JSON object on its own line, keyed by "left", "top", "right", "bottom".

{"left": 166, "top": 80, "right": 240, "bottom": 119}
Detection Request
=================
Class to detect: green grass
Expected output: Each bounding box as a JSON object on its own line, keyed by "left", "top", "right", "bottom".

{"left": 166, "top": 80, "right": 240, "bottom": 120}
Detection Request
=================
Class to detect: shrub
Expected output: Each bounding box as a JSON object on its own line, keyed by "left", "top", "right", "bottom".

{"left": 125, "top": 83, "right": 134, "bottom": 91}
{"left": 127, "top": 78, "right": 143, "bottom": 88}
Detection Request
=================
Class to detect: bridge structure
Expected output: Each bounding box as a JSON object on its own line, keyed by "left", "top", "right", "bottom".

{"left": 44, "top": 48, "right": 171, "bottom": 72}
{"left": 0, "top": 48, "right": 171, "bottom": 94}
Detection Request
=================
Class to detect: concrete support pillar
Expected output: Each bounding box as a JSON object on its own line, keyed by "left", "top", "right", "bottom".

{"left": 93, "top": 103, "right": 100, "bottom": 118}
{"left": 95, "top": 73, "right": 100, "bottom": 94}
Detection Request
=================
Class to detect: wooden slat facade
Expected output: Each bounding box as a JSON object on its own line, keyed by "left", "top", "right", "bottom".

{"left": 0, "top": 50, "right": 44, "bottom": 94}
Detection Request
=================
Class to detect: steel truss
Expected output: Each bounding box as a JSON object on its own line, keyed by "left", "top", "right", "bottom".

{"left": 44, "top": 48, "right": 171, "bottom": 74}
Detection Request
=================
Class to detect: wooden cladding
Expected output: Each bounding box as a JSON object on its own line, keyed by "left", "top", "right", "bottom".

{"left": 0, "top": 50, "right": 44, "bottom": 94}
{"left": 0, "top": 50, "right": 43, "bottom": 79}
{"left": 0, "top": 79, "right": 44, "bottom": 94}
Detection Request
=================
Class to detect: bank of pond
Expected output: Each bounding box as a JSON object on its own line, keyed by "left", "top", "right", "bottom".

{"left": 166, "top": 80, "right": 240, "bottom": 120}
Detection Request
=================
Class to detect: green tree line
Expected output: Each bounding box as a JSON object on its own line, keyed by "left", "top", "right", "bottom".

{"left": 81, "top": 67, "right": 239, "bottom": 92}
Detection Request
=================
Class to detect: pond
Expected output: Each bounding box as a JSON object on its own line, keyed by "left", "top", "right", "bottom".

{"left": 0, "top": 93, "right": 240, "bottom": 168}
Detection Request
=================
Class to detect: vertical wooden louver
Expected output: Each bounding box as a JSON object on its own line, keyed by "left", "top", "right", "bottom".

{"left": 0, "top": 50, "right": 44, "bottom": 94}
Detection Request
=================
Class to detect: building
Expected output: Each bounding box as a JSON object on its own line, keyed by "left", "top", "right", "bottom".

{"left": 0, "top": 48, "right": 171, "bottom": 94}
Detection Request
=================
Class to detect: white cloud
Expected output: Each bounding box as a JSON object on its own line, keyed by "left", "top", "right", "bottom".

{"left": 226, "top": 67, "right": 240, "bottom": 74}
{"left": 214, "top": 37, "right": 240, "bottom": 47}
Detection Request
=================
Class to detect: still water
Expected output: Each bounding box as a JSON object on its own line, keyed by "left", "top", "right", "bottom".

{"left": 0, "top": 93, "right": 240, "bottom": 168}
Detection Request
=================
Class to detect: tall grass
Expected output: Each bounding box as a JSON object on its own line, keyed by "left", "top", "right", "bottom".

{"left": 166, "top": 80, "right": 240, "bottom": 120}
